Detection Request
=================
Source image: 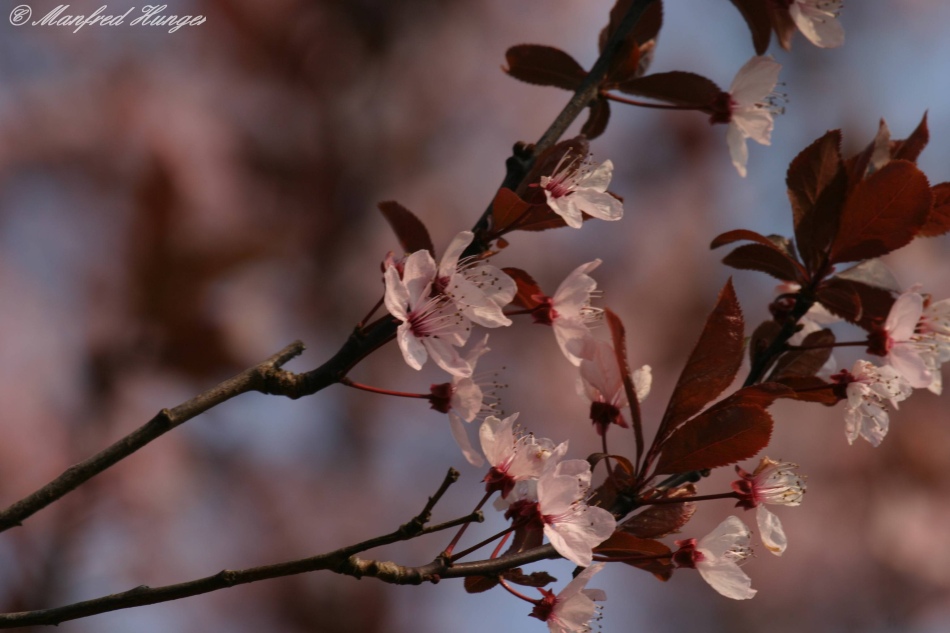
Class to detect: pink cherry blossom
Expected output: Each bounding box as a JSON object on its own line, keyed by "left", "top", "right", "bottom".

{"left": 717, "top": 56, "right": 783, "bottom": 178}
{"left": 539, "top": 153, "right": 623, "bottom": 229}
{"left": 428, "top": 335, "right": 504, "bottom": 467}
{"left": 434, "top": 231, "right": 516, "bottom": 328}
{"left": 536, "top": 459, "right": 617, "bottom": 567}
{"left": 674, "top": 516, "right": 756, "bottom": 600}
{"left": 732, "top": 457, "right": 806, "bottom": 556}
{"left": 577, "top": 337, "right": 651, "bottom": 436}
{"left": 869, "top": 291, "right": 934, "bottom": 388}
{"left": 529, "top": 563, "right": 606, "bottom": 633}
{"left": 533, "top": 260, "right": 604, "bottom": 366}
{"left": 789, "top": 0, "right": 845, "bottom": 49}
{"left": 384, "top": 249, "right": 473, "bottom": 376}
{"left": 480, "top": 414, "right": 567, "bottom": 498}
{"left": 832, "top": 360, "right": 912, "bottom": 446}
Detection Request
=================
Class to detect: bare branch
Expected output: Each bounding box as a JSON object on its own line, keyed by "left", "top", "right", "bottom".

{"left": 0, "top": 515, "right": 559, "bottom": 629}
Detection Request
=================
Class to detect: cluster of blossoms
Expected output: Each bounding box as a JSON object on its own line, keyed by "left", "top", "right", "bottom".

{"left": 671, "top": 457, "right": 806, "bottom": 600}
{"left": 832, "top": 289, "right": 950, "bottom": 446}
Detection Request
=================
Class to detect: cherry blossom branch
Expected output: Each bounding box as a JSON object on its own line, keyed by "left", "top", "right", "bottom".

{"left": 0, "top": 538, "right": 559, "bottom": 628}
{"left": 0, "top": 341, "right": 308, "bottom": 534}
{"left": 471, "top": 0, "right": 659, "bottom": 238}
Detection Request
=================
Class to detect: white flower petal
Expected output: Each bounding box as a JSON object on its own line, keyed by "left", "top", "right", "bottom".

{"left": 755, "top": 505, "right": 787, "bottom": 556}
{"left": 449, "top": 413, "right": 484, "bottom": 467}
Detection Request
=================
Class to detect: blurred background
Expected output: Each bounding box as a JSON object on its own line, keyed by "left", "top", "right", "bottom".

{"left": 1, "top": 0, "right": 949, "bottom": 631}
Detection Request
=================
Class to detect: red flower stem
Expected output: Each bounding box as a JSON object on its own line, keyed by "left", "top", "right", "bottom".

{"left": 491, "top": 531, "right": 513, "bottom": 559}
{"left": 449, "top": 525, "right": 516, "bottom": 563}
{"left": 603, "top": 92, "right": 704, "bottom": 110}
{"left": 357, "top": 296, "right": 385, "bottom": 331}
{"left": 638, "top": 491, "right": 740, "bottom": 505}
{"left": 339, "top": 377, "right": 430, "bottom": 400}
{"left": 498, "top": 576, "right": 538, "bottom": 604}
{"left": 443, "top": 492, "right": 493, "bottom": 559}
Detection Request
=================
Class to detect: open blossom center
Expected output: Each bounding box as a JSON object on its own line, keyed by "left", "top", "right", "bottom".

{"left": 541, "top": 154, "right": 590, "bottom": 199}
{"left": 406, "top": 296, "right": 463, "bottom": 339}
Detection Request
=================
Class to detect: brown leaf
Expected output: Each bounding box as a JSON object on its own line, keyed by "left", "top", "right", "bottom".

{"left": 581, "top": 97, "right": 611, "bottom": 139}
{"left": 464, "top": 575, "right": 500, "bottom": 594}
{"left": 378, "top": 201, "right": 434, "bottom": 255}
{"left": 829, "top": 160, "right": 932, "bottom": 264}
{"left": 504, "top": 568, "right": 556, "bottom": 588}
{"left": 773, "top": 376, "right": 840, "bottom": 404}
{"left": 728, "top": 0, "right": 772, "bottom": 54}
{"left": 616, "top": 71, "right": 721, "bottom": 109}
{"left": 920, "top": 182, "right": 950, "bottom": 238}
{"left": 504, "top": 44, "right": 587, "bottom": 91}
{"left": 491, "top": 188, "right": 533, "bottom": 234}
{"left": 721, "top": 243, "right": 805, "bottom": 282}
{"left": 502, "top": 267, "right": 543, "bottom": 310}
{"left": 786, "top": 130, "right": 846, "bottom": 273}
{"left": 657, "top": 279, "right": 744, "bottom": 439}
{"left": 655, "top": 404, "right": 773, "bottom": 474}
{"left": 594, "top": 532, "right": 673, "bottom": 581}
{"left": 622, "top": 487, "right": 697, "bottom": 539}
{"left": 770, "top": 329, "right": 834, "bottom": 380}
{"left": 891, "top": 112, "right": 929, "bottom": 164}
{"left": 818, "top": 277, "right": 896, "bottom": 330}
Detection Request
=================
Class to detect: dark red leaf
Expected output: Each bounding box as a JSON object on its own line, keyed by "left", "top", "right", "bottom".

{"left": 765, "top": 0, "right": 797, "bottom": 50}
{"left": 616, "top": 71, "right": 721, "bottom": 109}
{"left": 657, "top": 279, "right": 744, "bottom": 438}
{"left": 770, "top": 329, "right": 835, "bottom": 380}
{"left": 786, "top": 130, "right": 846, "bottom": 273}
{"left": 504, "top": 568, "right": 556, "bottom": 588}
{"left": 594, "top": 532, "right": 673, "bottom": 581}
{"left": 728, "top": 0, "right": 772, "bottom": 54}
{"left": 600, "top": 0, "right": 664, "bottom": 53}
{"left": 378, "top": 201, "right": 434, "bottom": 255}
{"left": 721, "top": 243, "right": 804, "bottom": 282}
{"left": 464, "top": 575, "right": 499, "bottom": 593}
{"left": 773, "top": 376, "right": 840, "bottom": 405}
{"left": 713, "top": 382, "right": 792, "bottom": 410}
{"left": 622, "top": 486, "right": 697, "bottom": 539}
{"left": 655, "top": 404, "right": 773, "bottom": 474}
{"left": 491, "top": 188, "right": 533, "bottom": 234}
{"left": 710, "top": 229, "right": 784, "bottom": 250}
{"left": 503, "top": 44, "right": 587, "bottom": 91}
{"left": 920, "top": 182, "right": 950, "bottom": 237}
{"left": 829, "top": 160, "right": 932, "bottom": 264}
{"left": 502, "top": 267, "right": 543, "bottom": 310}
{"left": 891, "top": 112, "right": 929, "bottom": 164}
{"left": 818, "top": 277, "right": 896, "bottom": 330}
{"left": 606, "top": 309, "right": 644, "bottom": 465}
{"left": 581, "top": 97, "right": 611, "bottom": 139}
